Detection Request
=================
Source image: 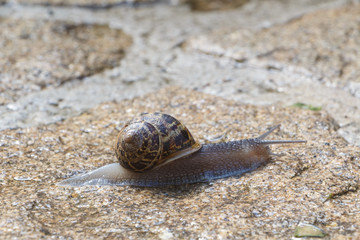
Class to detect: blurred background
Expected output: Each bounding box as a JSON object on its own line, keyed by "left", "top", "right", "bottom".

{"left": 1, "top": 0, "right": 359, "bottom": 146}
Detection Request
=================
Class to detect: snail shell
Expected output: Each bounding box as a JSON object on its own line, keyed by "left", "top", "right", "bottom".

{"left": 115, "top": 113, "right": 201, "bottom": 172}
{"left": 58, "top": 113, "right": 306, "bottom": 187}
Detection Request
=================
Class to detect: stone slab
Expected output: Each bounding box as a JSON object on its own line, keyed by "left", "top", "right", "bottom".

{"left": 0, "top": 18, "right": 131, "bottom": 106}
{"left": 185, "top": 3, "right": 360, "bottom": 93}
{"left": 1, "top": 88, "right": 359, "bottom": 239}
{"left": 183, "top": 3, "right": 360, "bottom": 147}
{"left": 1, "top": 1, "right": 357, "bottom": 149}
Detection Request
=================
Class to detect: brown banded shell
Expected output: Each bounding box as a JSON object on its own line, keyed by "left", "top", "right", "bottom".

{"left": 115, "top": 113, "right": 201, "bottom": 172}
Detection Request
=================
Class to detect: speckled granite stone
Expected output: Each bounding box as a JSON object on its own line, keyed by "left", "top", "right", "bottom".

{"left": 0, "top": 18, "right": 131, "bottom": 106}
{"left": 0, "top": 87, "right": 358, "bottom": 239}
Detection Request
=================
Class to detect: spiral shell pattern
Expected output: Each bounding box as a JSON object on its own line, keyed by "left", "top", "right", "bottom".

{"left": 115, "top": 113, "right": 201, "bottom": 172}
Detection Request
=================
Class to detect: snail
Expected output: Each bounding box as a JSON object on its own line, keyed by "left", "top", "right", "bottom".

{"left": 58, "top": 112, "right": 306, "bottom": 187}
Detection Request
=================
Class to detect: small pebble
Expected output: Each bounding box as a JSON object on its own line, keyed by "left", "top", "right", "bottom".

{"left": 294, "top": 223, "right": 326, "bottom": 238}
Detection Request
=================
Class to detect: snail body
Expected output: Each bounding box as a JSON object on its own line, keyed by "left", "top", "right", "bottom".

{"left": 58, "top": 113, "right": 306, "bottom": 187}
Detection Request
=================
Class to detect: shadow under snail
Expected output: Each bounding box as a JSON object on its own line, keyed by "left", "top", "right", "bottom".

{"left": 58, "top": 112, "right": 306, "bottom": 187}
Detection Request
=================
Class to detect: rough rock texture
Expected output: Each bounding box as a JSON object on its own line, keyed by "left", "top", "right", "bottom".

{"left": 1, "top": 1, "right": 358, "bottom": 147}
{"left": 0, "top": 1, "right": 359, "bottom": 239}
{"left": 185, "top": 4, "right": 360, "bottom": 93}
{"left": 1, "top": 88, "right": 359, "bottom": 239}
{"left": 0, "top": 18, "right": 131, "bottom": 105}
{"left": 183, "top": 3, "right": 360, "bottom": 147}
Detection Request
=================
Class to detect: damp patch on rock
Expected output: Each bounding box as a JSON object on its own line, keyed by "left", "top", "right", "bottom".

{"left": 0, "top": 18, "right": 132, "bottom": 106}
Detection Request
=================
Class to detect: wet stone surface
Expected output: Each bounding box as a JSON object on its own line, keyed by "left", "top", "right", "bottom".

{"left": 0, "top": 88, "right": 359, "bottom": 239}
{"left": 0, "top": 18, "right": 131, "bottom": 106}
